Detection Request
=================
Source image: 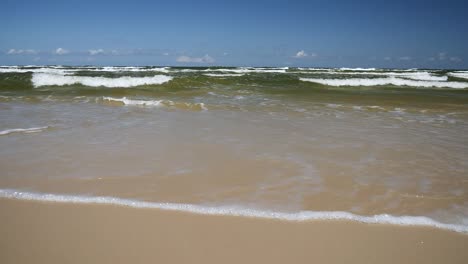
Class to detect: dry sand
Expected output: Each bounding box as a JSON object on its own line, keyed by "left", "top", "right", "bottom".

{"left": 1, "top": 199, "right": 468, "bottom": 264}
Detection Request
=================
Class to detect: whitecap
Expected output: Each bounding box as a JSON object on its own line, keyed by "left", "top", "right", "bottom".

{"left": 204, "top": 73, "right": 245, "bottom": 77}
{"left": 0, "top": 67, "right": 74, "bottom": 75}
{"left": 339, "top": 67, "right": 377, "bottom": 71}
{"left": 302, "top": 71, "right": 447, "bottom": 81}
{"left": 32, "top": 73, "right": 173, "bottom": 88}
{"left": 206, "top": 67, "right": 287, "bottom": 74}
{"left": 448, "top": 72, "right": 468, "bottom": 80}
{"left": 300, "top": 77, "right": 468, "bottom": 89}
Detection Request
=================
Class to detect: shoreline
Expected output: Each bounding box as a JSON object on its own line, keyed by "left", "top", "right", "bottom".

{"left": 1, "top": 198, "right": 468, "bottom": 264}
{"left": 1, "top": 189, "right": 467, "bottom": 233}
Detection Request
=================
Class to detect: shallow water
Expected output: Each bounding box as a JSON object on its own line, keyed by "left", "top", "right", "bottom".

{"left": 1, "top": 66, "right": 467, "bottom": 231}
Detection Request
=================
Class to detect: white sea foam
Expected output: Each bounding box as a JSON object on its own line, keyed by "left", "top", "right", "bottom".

{"left": 204, "top": 73, "right": 245, "bottom": 77}
{"left": 103, "top": 97, "right": 163, "bottom": 106}
{"left": 98, "top": 66, "right": 170, "bottom": 73}
{"left": 388, "top": 72, "right": 447, "bottom": 81}
{"left": 0, "top": 189, "right": 466, "bottom": 233}
{"left": 448, "top": 72, "right": 468, "bottom": 80}
{"left": 339, "top": 67, "right": 377, "bottom": 71}
{"left": 102, "top": 97, "right": 208, "bottom": 110}
{"left": 0, "top": 66, "right": 170, "bottom": 74}
{"left": 297, "top": 68, "right": 333, "bottom": 71}
{"left": 0, "top": 126, "right": 48, "bottom": 136}
{"left": 0, "top": 67, "right": 74, "bottom": 75}
{"left": 300, "top": 71, "right": 447, "bottom": 81}
{"left": 207, "top": 67, "right": 287, "bottom": 74}
{"left": 32, "top": 73, "right": 173, "bottom": 88}
{"left": 300, "top": 77, "right": 468, "bottom": 89}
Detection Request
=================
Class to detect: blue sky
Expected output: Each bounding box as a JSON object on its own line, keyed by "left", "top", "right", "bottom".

{"left": 1, "top": 0, "right": 467, "bottom": 68}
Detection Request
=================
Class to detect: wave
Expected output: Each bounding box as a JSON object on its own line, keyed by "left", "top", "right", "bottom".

{"left": 358, "top": 72, "right": 446, "bottom": 81}
{"left": 102, "top": 97, "right": 207, "bottom": 110}
{"left": 98, "top": 66, "right": 169, "bottom": 72}
{"left": 173, "top": 68, "right": 286, "bottom": 74}
{"left": 339, "top": 67, "right": 377, "bottom": 71}
{"left": 0, "top": 67, "right": 74, "bottom": 75}
{"left": 448, "top": 72, "right": 468, "bottom": 80}
{"left": 297, "top": 68, "right": 333, "bottom": 71}
{"left": 206, "top": 68, "right": 287, "bottom": 74}
{"left": 0, "top": 189, "right": 466, "bottom": 233}
{"left": 0, "top": 126, "right": 48, "bottom": 136}
{"left": 204, "top": 73, "right": 245, "bottom": 77}
{"left": 381, "top": 72, "right": 446, "bottom": 81}
{"left": 0, "top": 66, "right": 170, "bottom": 74}
{"left": 300, "top": 77, "right": 468, "bottom": 89}
{"left": 298, "top": 71, "right": 447, "bottom": 81}
{"left": 32, "top": 73, "right": 173, "bottom": 88}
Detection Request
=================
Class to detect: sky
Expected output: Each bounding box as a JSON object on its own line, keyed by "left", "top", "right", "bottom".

{"left": 1, "top": 0, "right": 467, "bottom": 68}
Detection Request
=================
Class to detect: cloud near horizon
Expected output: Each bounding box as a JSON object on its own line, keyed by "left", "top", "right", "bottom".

{"left": 176, "top": 54, "right": 215, "bottom": 63}
{"left": 6, "top": 49, "right": 37, "bottom": 55}
{"left": 293, "top": 50, "right": 307, "bottom": 58}
{"left": 293, "top": 50, "right": 317, "bottom": 59}
{"left": 428, "top": 52, "right": 462, "bottom": 63}
{"left": 55, "top": 48, "right": 69, "bottom": 55}
{"left": 398, "top": 56, "right": 412, "bottom": 61}
{"left": 88, "top": 49, "right": 105, "bottom": 55}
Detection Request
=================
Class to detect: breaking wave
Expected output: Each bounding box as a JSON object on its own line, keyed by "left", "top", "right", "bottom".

{"left": 300, "top": 77, "right": 468, "bottom": 89}
{"left": 449, "top": 72, "right": 468, "bottom": 80}
{"left": 204, "top": 73, "right": 245, "bottom": 77}
{"left": 0, "top": 189, "right": 466, "bottom": 233}
{"left": 32, "top": 73, "right": 173, "bottom": 88}
{"left": 298, "top": 71, "right": 447, "bottom": 81}
{"left": 206, "top": 67, "right": 287, "bottom": 74}
{"left": 339, "top": 67, "right": 377, "bottom": 71}
{"left": 0, "top": 66, "right": 170, "bottom": 74}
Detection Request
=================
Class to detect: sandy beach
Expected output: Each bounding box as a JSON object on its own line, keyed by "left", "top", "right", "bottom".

{"left": 2, "top": 0, "right": 468, "bottom": 262}
{"left": 1, "top": 199, "right": 467, "bottom": 264}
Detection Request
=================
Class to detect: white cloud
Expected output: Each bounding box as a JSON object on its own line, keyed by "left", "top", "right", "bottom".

{"left": 293, "top": 50, "right": 308, "bottom": 58}
{"left": 293, "top": 50, "right": 317, "bottom": 59}
{"left": 398, "top": 56, "right": 412, "bottom": 61}
{"left": 438, "top": 52, "right": 447, "bottom": 60}
{"left": 163, "top": 52, "right": 170, "bottom": 56}
{"left": 429, "top": 52, "right": 461, "bottom": 63}
{"left": 88, "top": 49, "right": 104, "bottom": 55}
{"left": 176, "top": 54, "right": 215, "bottom": 63}
{"left": 55, "top": 48, "right": 69, "bottom": 55}
{"left": 6, "top": 49, "right": 37, "bottom": 55}
{"left": 384, "top": 57, "right": 392, "bottom": 61}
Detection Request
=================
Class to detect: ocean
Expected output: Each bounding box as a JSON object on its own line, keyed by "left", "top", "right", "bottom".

{"left": 1, "top": 66, "right": 467, "bottom": 232}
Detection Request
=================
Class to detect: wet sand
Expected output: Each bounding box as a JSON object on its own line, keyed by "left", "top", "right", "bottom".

{"left": 1, "top": 199, "right": 467, "bottom": 264}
